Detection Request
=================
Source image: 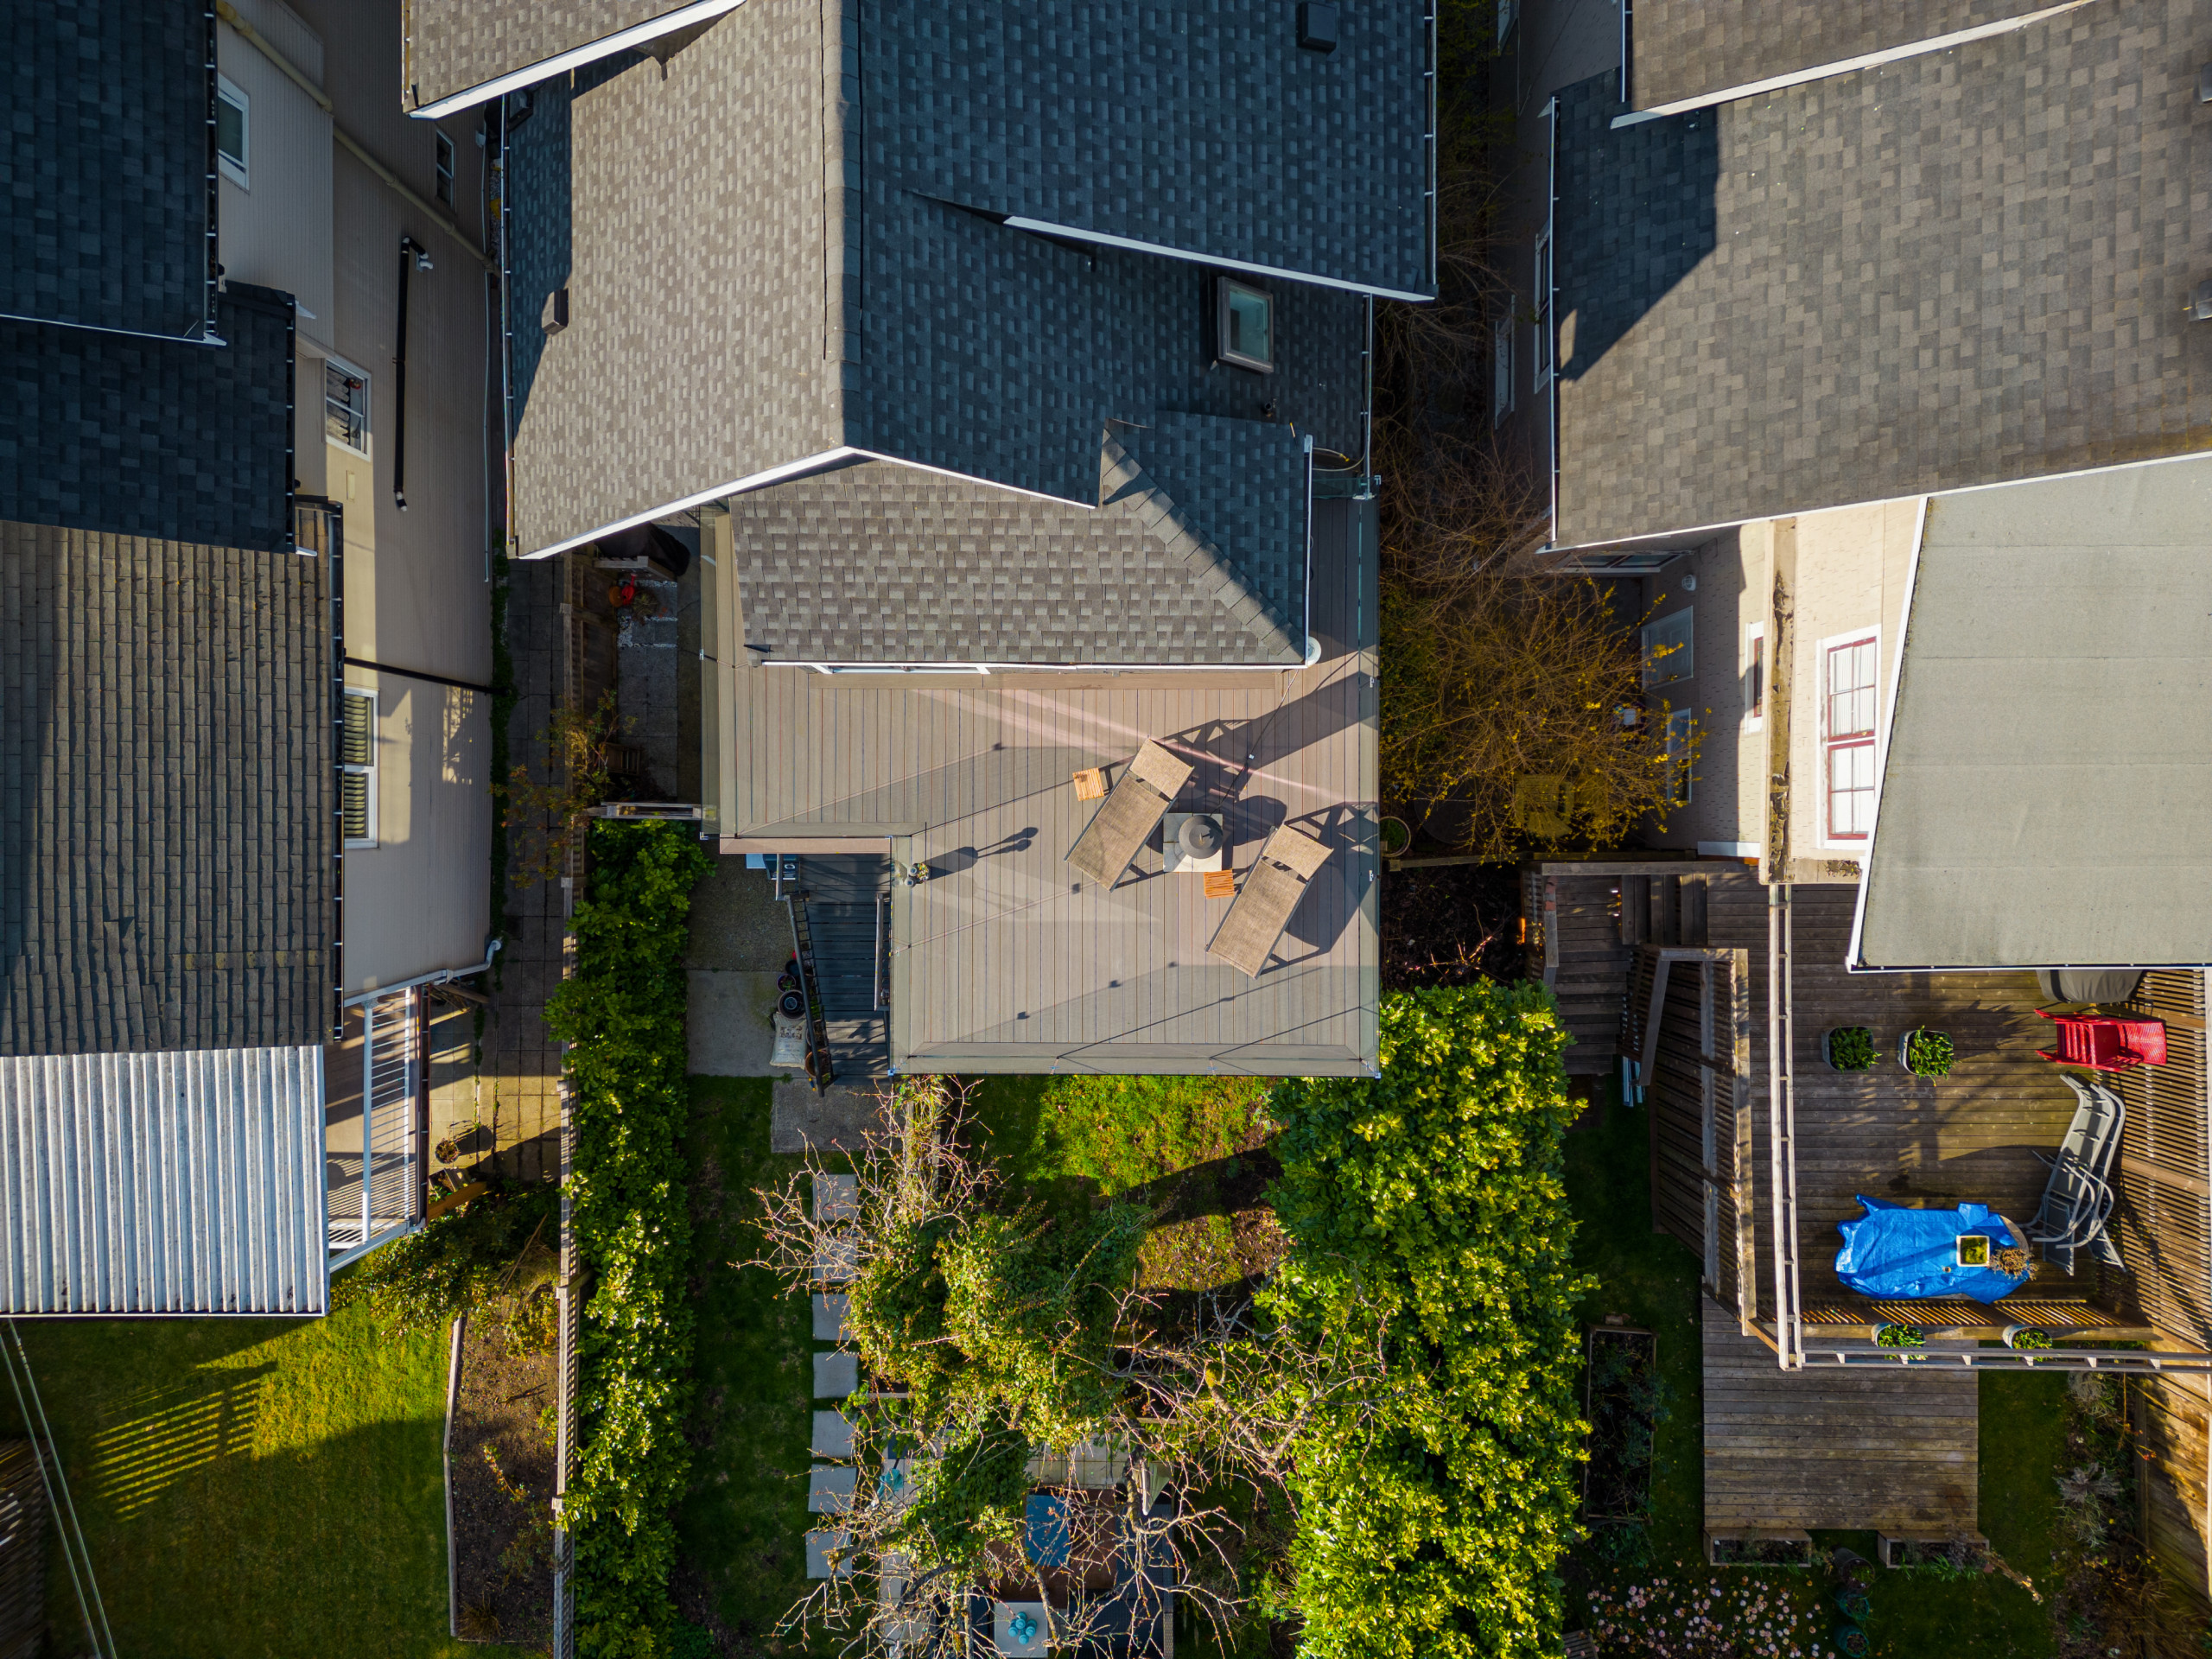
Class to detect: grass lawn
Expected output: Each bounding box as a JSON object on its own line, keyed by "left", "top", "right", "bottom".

{"left": 1565, "top": 1086, "right": 2064, "bottom": 1657}
{"left": 676, "top": 1077, "right": 816, "bottom": 1651}
{"left": 0, "top": 1300, "right": 529, "bottom": 1659}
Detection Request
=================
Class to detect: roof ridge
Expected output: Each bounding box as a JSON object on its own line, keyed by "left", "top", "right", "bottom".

{"left": 1097, "top": 429, "right": 1301, "bottom": 662}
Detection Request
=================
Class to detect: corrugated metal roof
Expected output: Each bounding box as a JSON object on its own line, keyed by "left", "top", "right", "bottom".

{"left": 0, "top": 1047, "right": 327, "bottom": 1315}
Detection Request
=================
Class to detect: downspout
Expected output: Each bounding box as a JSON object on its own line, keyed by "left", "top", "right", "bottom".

{"left": 395, "top": 237, "right": 428, "bottom": 510}
{"left": 1545, "top": 97, "right": 1560, "bottom": 544}
{"left": 1767, "top": 882, "right": 1792, "bottom": 1368}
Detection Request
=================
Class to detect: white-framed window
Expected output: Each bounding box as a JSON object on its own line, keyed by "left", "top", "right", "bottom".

{"left": 1492, "top": 315, "right": 1516, "bottom": 426}
{"left": 341, "top": 688, "right": 378, "bottom": 848}
{"left": 1743, "top": 620, "right": 1766, "bottom": 731}
{"left": 215, "top": 73, "right": 250, "bottom": 188}
{"left": 325, "top": 354, "right": 371, "bottom": 455}
{"left": 1820, "top": 628, "right": 1880, "bottom": 844}
{"left": 1641, "top": 607, "right": 1694, "bottom": 688}
{"left": 435, "top": 130, "right": 456, "bottom": 205}
{"left": 1663, "top": 706, "right": 1694, "bottom": 807}
{"left": 1215, "top": 276, "right": 1274, "bottom": 373}
{"left": 1532, "top": 230, "right": 1554, "bottom": 391}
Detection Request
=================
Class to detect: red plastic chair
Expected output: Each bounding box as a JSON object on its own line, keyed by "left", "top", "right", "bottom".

{"left": 2036, "top": 1009, "right": 2167, "bottom": 1071}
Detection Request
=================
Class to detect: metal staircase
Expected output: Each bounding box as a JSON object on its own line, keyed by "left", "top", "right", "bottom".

{"left": 774, "top": 855, "right": 892, "bottom": 1084}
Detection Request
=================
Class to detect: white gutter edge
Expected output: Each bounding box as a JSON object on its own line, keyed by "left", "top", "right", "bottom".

{"left": 342, "top": 940, "right": 504, "bottom": 1007}
{"left": 1001, "top": 217, "right": 1435, "bottom": 303}
{"left": 406, "top": 0, "right": 751, "bottom": 122}
{"left": 1610, "top": 0, "right": 2100, "bottom": 126}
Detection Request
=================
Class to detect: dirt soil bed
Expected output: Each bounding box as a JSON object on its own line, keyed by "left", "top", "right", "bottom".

{"left": 1381, "top": 861, "right": 1525, "bottom": 989}
{"left": 449, "top": 1294, "right": 558, "bottom": 1646}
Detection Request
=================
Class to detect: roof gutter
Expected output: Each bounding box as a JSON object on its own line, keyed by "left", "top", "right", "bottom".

{"left": 1000, "top": 218, "right": 1435, "bottom": 303}
{"left": 341, "top": 940, "right": 503, "bottom": 1007}
{"left": 404, "top": 0, "right": 752, "bottom": 122}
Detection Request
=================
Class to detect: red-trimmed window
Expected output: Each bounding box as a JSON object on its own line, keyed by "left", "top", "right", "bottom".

{"left": 1824, "top": 633, "right": 1878, "bottom": 840}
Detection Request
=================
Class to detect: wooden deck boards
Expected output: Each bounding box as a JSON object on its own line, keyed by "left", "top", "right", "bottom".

{"left": 1702, "top": 1297, "right": 1980, "bottom": 1534}
{"left": 725, "top": 499, "right": 1379, "bottom": 1075}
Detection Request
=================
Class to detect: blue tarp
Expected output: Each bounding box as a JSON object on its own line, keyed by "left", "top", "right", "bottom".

{"left": 1834, "top": 1197, "right": 2031, "bottom": 1304}
{"left": 1025, "top": 1493, "right": 1071, "bottom": 1568}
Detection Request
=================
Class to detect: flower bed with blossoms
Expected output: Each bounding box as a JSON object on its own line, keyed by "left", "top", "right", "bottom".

{"left": 1580, "top": 1569, "right": 1825, "bottom": 1657}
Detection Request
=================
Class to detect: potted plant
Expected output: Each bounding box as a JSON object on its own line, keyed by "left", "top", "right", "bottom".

{"left": 1899, "top": 1027, "right": 1955, "bottom": 1077}
{"left": 1824, "top": 1026, "right": 1878, "bottom": 1072}
{"left": 1872, "top": 1322, "right": 1926, "bottom": 1350}
{"left": 1955, "top": 1234, "right": 1990, "bottom": 1267}
{"left": 1834, "top": 1622, "right": 1872, "bottom": 1657}
{"left": 1835, "top": 1587, "right": 1873, "bottom": 1621}
{"left": 2003, "top": 1325, "right": 2053, "bottom": 1351}
{"left": 1379, "top": 817, "right": 1413, "bottom": 856}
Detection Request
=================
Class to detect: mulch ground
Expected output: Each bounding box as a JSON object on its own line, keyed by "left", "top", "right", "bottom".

{"left": 450, "top": 1294, "right": 558, "bottom": 1647}
{"left": 1380, "top": 861, "right": 1527, "bottom": 989}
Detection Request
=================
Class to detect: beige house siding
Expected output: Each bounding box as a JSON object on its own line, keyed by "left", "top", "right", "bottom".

{"left": 216, "top": 0, "right": 334, "bottom": 353}
{"left": 1641, "top": 524, "right": 1770, "bottom": 856}
{"left": 1781, "top": 499, "right": 1922, "bottom": 869}
{"left": 229, "top": 0, "right": 495, "bottom": 993}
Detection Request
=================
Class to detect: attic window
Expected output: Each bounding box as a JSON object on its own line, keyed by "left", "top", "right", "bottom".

{"left": 325, "top": 356, "right": 370, "bottom": 454}
{"left": 1216, "top": 277, "right": 1274, "bottom": 373}
{"left": 435, "top": 130, "right": 455, "bottom": 205}
{"left": 215, "top": 74, "right": 249, "bottom": 188}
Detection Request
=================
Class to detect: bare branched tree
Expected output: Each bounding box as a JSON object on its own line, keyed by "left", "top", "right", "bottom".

{"left": 747, "top": 1077, "right": 1393, "bottom": 1657}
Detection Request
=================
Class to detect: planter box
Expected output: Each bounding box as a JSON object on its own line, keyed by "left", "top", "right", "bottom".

{"left": 1878, "top": 1529, "right": 1989, "bottom": 1569}
{"left": 1706, "top": 1530, "right": 1814, "bottom": 1567}
{"left": 1583, "top": 1325, "right": 1661, "bottom": 1523}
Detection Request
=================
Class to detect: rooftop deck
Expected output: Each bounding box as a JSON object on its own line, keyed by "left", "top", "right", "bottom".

{"left": 711, "top": 498, "right": 1380, "bottom": 1076}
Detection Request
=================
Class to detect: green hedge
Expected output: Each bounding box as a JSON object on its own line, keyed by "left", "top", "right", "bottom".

{"left": 1267, "top": 982, "right": 1591, "bottom": 1659}
{"left": 546, "top": 822, "right": 711, "bottom": 1659}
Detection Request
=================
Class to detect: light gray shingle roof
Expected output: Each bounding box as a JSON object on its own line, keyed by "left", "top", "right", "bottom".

{"left": 733, "top": 417, "right": 1308, "bottom": 666}
{"left": 1554, "top": 0, "right": 2212, "bottom": 547}
{"left": 402, "top": 0, "right": 704, "bottom": 110}
{"left": 1628, "top": 0, "right": 2052, "bottom": 110}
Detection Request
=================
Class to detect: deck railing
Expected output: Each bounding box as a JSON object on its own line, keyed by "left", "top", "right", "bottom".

{"left": 327, "top": 986, "right": 423, "bottom": 1271}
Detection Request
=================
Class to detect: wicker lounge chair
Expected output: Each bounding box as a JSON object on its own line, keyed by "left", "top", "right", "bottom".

{"left": 1206, "top": 824, "right": 1332, "bottom": 977}
{"left": 2025, "top": 1073, "right": 2126, "bottom": 1274}
{"left": 1065, "top": 739, "right": 1193, "bottom": 887}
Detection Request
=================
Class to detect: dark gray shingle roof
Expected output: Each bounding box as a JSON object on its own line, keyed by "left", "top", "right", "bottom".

{"left": 505, "top": 1, "right": 1392, "bottom": 661}
{"left": 0, "top": 517, "right": 335, "bottom": 1057}
{"left": 1554, "top": 0, "right": 2212, "bottom": 547}
{"left": 402, "top": 0, "right": 698, "bottom": 110}
{"left": 4, "top": 0, "right": 212, "bottom": 338}
{"left": 733, "top": 416, "right": 1309, "bottom": 666}
{"left": 1629, "top": 0, "right": 2051, "bottom": 109}
{"left": 0, "top": 287, "right": 296, "bottom": 553}
{"left": 874, "top": 2, "right": 1430, "bottom": 293}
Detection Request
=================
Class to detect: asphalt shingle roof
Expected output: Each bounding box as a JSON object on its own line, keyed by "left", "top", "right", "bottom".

{"left": 1629, "top": 0, "right": 2050, "bottom": 109}
{"left": 734, "top": 416, "right": 1309, "bottom": 665}
{"left": 402, "top": 0, "right": 701, "bottom": 110}
{"left": 0, "top": 287, "right": 296, "bottom": 553}
{"left": 4, "top": 0, "right": 212, "bottom": 338}
{"left": 506, "top": 3, "right": 1405, "bottom": 659}
{"left": 0, "top": 513, "right": 335, "bottom": 1056}
{"left": 1554, "top": 0, "right": 2212, "bottom": 547}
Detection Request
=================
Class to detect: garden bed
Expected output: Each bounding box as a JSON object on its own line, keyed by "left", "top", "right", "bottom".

{"left": 449, "top": 1294, "right": 558, "bottom": 1646}
{"left": 1582, "top": 1325, "right": 1662, "bottom": 1525}
{"left": 1707, "top": 1531, "right": 1815, "bottom": 1567}
{"left": 1379, "top": 861, "right": 1525, "bottom": 988}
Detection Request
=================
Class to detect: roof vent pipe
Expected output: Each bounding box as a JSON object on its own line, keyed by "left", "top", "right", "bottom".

{"left": 1297, "top": 2, "right": 1338, "bottom": 53}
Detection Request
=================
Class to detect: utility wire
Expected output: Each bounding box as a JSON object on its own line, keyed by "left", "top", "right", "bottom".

{"left": 2, "top": 1320, "right": 114, "bottom": 1658}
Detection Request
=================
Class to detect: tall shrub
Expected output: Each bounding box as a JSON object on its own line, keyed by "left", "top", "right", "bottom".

{"left": 1267, "top": 982, "right": 1591, "bottom": 1659}
{"left": 546, "top": 821, "right": 710, "bottom": 1659}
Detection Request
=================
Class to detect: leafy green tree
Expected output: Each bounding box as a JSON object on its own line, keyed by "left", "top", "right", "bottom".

{"left": 1266, "top": 982, "right": 1593, "bottom": 1659}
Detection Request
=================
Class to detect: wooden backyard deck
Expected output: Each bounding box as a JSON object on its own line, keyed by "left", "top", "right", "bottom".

{"left": 1703, "top": 1296, "right": 1980, "bottom": 1535}
{"left": 710, "top": 498, "right": 1380, "bottom": 1076}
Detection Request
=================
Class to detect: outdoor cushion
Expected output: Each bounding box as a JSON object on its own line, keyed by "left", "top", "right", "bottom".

{"left": 1206, "top": 824, "right": 1331, "bottom": 977}
{"left": 1065, "top": 738, "right": 1192, "bottom": 887}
